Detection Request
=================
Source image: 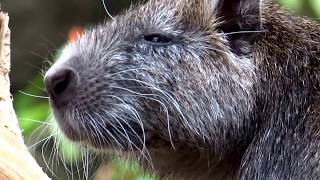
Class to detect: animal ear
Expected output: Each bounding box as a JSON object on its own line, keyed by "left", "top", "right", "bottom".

{"left": 215, "top": 0, "right": 262, "bottom": 54}
{"left": 216, "top": 0, "right": 261, "bottom": 31}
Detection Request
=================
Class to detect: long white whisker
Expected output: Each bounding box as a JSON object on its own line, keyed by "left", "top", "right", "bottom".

{"left": 220, "top": 30, "right": 267, "bottom": 36}
{"left": 101, "top": 0, "right": 115, "bottom": 21}
{"left": 28, "top": 133, "right": 54, "bottom": 150}
{"left": 41, "top": 133, "right": 58, "bottom": 177}
{"left": 19, "top": 118, "right": 53, "bottom": 126}
{"left": 18, "top": 90, "right": 49, "bottom": 99}
{"left": 86, "top": 111, "right": 125, "bottom": 150}
{"left": 87, "top": 113, "right": 104, "bottom": 149}
{"left": 95, "top": 112, "right": 134, "bottom": 151}
{"left": 103, "top": 67, "right": 152, "bottom": 79}
{"left": 109, "top": 85, "right": 177, "bottom": 150}
{"left": 103, "top": 108, "right": 153, "bottom": 166}
{"left": 108, "top": 110, "right": 154, "bottom": 168}
{"left": 49, "top": 131, "right": 58, "bottom": 177}
{"left": 114, "top": 78, "right": 198, "bottom": 136}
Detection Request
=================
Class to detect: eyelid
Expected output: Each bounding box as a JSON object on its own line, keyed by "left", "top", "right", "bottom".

{"left": 141, "top": 33, "right": 176, "bottom": 46}
{"left": 144, "top": 34, "right": 171, "bottom": 42}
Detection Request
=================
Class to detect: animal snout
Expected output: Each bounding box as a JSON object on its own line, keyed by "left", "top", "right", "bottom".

{"left": 45, "top": 66, "right": 79, "bottom": 107}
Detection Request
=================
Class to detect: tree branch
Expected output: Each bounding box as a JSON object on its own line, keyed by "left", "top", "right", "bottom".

{"left": 0, "top": 10, "right": 50, "bottom": 180}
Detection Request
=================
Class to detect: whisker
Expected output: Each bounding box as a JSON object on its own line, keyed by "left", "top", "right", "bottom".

{"left": 109, "top": 85, "right": 177, "bottom": 149}
{"left": 114, "top": 78, "right": 197, "bottom": 135}
{"left": 28, "top": 133, "right": 54, "bottom": 150}
{"left": 41, "top": 133, "right": 59, "bottom": 177}
{"left": 84, "top": 148, "right": 90, "bottom": 180}
{"left": 40, "top": 36, "right": 58, "bottom": 49}
{"left": 108, "top": 110, "right": 154, "bottom": 168}
{"left": 19, "top": 118, "right": 53, "bottom": 126}
{"left": 104, "top": 109, "right": 152, "bottom": 164}
{"left": 49, "top": 132, "right": 58, "bottom": 176}
{"left": 220, "top": 30, "right": 267, "bottom": 36}
{"left": 87, "top": 113, "right": 108, "bottom": 150}
{"left": 86, "top": 112, "right": 125, "bottom": 150}
{"left": 103, "top": 67, "right": 152, "bottom": 79}
{"left": 28, "top": 78, "right": 47, "bottom": 90}
{"left": 55, "top": 135, "right": 74, "bottom": 179}
{"left": 18, "top": 90, "right": 49, "bottom": 99}
{"left": 25, "top": 61, "right": 46, "bottom": 73}
{"left": 101, "top": 0, "right": 115, "bottom": 21}
{"left": 95, "top": 112, "right": 134, "bottom": 151}
{"left": 45, "top": 126, "right": 60, "bottom": 175}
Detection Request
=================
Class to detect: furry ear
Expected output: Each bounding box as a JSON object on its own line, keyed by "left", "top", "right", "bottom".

{"left": 216, "top": 0, "right": 262, "bottom": 54}
{"left": 217, "top": 0, "right": 261, "bottom": 31}
{"left": 179, "top": 0, "right": 262, "bottom": 54}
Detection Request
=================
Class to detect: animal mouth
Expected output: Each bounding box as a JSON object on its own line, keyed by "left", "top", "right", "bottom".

{"left": 50, "top": 107, "right": 82, "bottom": 142}
{"left": 51, "top": 103, "right": 152, "bottom": 151}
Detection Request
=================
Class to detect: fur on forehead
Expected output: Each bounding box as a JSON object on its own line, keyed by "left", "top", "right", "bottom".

{"left": 147, "top": 0, "right": 261, "bottom": 28}
{"left": 138, "top": 0, "right": 220, "bottom": 30}
{"left": 175, "top": 0, "right": 219, "bottom": 27}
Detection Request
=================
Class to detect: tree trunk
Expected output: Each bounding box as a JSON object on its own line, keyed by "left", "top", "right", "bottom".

{"left": 0, "top": 10, "right": 50, "bottom": 180}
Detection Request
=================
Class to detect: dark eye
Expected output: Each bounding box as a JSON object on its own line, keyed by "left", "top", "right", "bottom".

{"left": 143, "top": 34, "right": 172, "bottom": 44}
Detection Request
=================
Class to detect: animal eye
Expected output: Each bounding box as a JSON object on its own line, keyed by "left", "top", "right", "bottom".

{"left": 143, "top": 34, "right": 172, "bottom": 44}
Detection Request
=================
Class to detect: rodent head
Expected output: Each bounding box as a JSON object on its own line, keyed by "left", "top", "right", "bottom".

{"left": 45, "top": 0, "right": 261, "bottom": 156}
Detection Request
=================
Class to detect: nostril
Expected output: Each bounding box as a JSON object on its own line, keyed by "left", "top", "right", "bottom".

{"left": 45, "top": 67, "right": 78, "bottom": 106}
{"left": 52, "top": 70, "right": 73, "bottom": 95}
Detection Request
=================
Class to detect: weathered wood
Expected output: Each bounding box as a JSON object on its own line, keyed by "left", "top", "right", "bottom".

{"left": 0, "top": 11, "right": 50, "bottom": 180}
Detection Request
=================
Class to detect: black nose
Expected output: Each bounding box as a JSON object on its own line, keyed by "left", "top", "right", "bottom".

{"left": 45, "top": 67, "right": 78, "bottom": 107}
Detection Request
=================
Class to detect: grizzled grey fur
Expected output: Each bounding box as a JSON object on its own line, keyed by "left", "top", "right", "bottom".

{"left": 45, "top": 0, "right": 320, "bottom": 179}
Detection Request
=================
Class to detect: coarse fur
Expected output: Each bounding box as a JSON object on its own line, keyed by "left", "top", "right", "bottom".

{"left": 45, "top": 0, "right": 320, "bottom": 179}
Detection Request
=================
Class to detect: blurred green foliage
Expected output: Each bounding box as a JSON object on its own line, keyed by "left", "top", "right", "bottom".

{"left": 13, "top": 0, "right": 320, "bottom": 179}
{"left": 279, "top": 0, "right": 320, "bottom": 18}
{"left": 14, "top": 74, "right": 49, "bottom": 136}
{"left": 110, "top": 159, "right": 155, "bottom": 180}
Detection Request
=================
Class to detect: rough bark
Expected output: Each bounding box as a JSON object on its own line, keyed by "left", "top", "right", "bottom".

{"left": 0, "top": 11, "right": 50, "bottom": 180}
